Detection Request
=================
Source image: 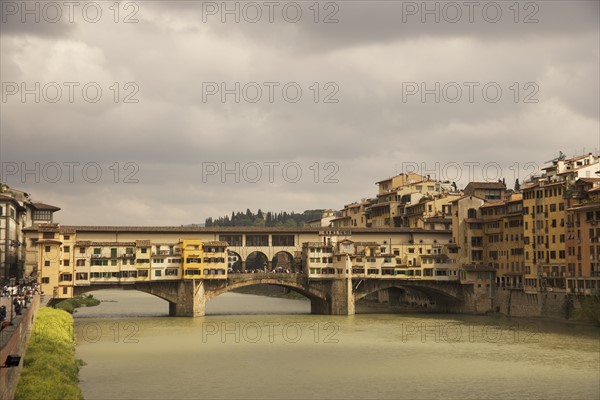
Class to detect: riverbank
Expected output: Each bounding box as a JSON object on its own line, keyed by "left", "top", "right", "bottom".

{"left": 357, "top": 296, "right": 600, "bottom": 327}
{"left": 14, "top": 308, "right": 84, "bottom": 400}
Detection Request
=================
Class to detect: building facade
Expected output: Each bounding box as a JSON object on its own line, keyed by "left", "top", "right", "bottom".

{"left": 0, "top": 183, "right": 60, "bottom": 283}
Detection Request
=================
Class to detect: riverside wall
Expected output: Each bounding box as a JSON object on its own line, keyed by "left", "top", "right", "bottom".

{"left": 0, "top": 295, "right": 41, "bottom": 400}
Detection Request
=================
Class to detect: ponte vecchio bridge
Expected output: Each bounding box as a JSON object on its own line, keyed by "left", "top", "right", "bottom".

{"left": 24, "top": 225, "right": 494, "bottom": 316}
{"left": 72, "top": 272, "right": 480, "bottom": 316}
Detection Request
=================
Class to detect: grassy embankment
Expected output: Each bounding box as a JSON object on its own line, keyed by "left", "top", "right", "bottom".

{"left": 14, "top": 307, "right": 84, "bottom": 400}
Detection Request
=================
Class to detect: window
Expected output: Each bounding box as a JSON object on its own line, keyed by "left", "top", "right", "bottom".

{"left": 93, "top": 248, "right": 101, "bottom": 255}
{"left": 45, "top": 246, "right": 51, "bottom": 252}
{"left": 44, "top": 260, "right": 50, "bottom": 267}
{"left": 246, "top": 235, "right": 269, "bottom": 246}
{"left": 76, "top": 259, "right": 86, "bottom": 267}
{"left": 41, "top": 277, "right": 50, "bottom": 284}
{"left": 34, "top": 210, "right": 53, "bottom": 220}
{"left": 64, "top": 245, "right": 70, "bottom": 253}
{"left": 165, "top": 268, "right": 178, "bottom": 276}
{"left": 185, "top": 269, "right": 201, "bottom": 275}
{"left": 219, "top": 235, "right": 242, "bottom": 246}
{"left": 155, "top": 270, "right": 162, "bottom": 277}
{"left": 64, "top": 260, "right": 70, "bottom": 267}
{"left": 43, "top": 232, "right": 55, "bottom": 239}
{"left": 60, "top": 274, "right": 72, "bottom": 282}
{"left": 141, "top": 248, "right": 148, "bottom": 254}
{"left": 272, "top": 235, "right": 295, "bottom": 246}
{"left": 79, "top": 247, "right": 85, "bottom": 254}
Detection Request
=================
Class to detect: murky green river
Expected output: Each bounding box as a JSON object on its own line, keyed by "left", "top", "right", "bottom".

{"left": 74, "top": 290, "right": 599, "bottom": 399}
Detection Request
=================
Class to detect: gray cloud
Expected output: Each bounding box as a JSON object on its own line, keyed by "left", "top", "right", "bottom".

{"left": 1, "top": 0, "right": 598, "bottom": 225}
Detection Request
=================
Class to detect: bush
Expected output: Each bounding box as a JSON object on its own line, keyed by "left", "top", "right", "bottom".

{"left": 54, "top": 300, "right": 75, "bottom": 314}
{"left": 14, "top": 308, "right": 84, "bottom": 400}
{"left": 53, "top": 294, "right": 100, "bottom": 313}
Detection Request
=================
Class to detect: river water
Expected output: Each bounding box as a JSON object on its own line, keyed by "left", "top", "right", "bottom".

{"left": 74, "top": 290, "right": 599, "bottom": 400}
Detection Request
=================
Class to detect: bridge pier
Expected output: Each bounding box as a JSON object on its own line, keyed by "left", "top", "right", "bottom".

{"left": 311, "top": 278, "right": 355, "bottom": 315}
{"left": 168, "top": 280, "right": 206, "bottom": 317}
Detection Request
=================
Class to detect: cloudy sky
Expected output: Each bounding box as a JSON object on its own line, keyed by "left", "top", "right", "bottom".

{"left": 1, "top": 0, "right": 598, "bottom": 225}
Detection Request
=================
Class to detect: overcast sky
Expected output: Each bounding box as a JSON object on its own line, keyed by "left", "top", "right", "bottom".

{"left": 1, "top": 0, "right": 598, "bottom": 225}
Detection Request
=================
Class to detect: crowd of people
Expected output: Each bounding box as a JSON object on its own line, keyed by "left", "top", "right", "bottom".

{"left": 0, "top": 283, "right": 40, "bottom": 331}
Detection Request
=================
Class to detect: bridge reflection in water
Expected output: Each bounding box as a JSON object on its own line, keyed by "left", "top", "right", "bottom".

{"left": 74, "top": 272, "right": 477, "bottom": 317}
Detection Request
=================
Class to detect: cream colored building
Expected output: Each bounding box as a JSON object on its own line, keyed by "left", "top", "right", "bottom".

{"left": 404, "top": 193, "right": 459, "bottom": 229}
{"left": 1, "top": 183, "right": 60, "bottom": 283}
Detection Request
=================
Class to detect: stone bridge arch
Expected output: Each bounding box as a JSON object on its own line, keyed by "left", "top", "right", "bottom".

{"left": 73, "top": 281, "right": 183, "bottom": 306}
{"left": 204, "top": 276, "right": 327, "bottom": 303}
{"left": 353, "top": 280, "right": 465, "bottom": 311}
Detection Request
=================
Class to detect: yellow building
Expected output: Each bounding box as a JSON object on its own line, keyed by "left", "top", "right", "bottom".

{"left": 331, "top": 200, "right": 372, "bottom": 228}
{"left": 404, "top": 193, "right": 459, "bottom": 229}
{"left": 37, "top": 224, "right": 71, "bottom": 298}
{"left": 369, "top": 179, "right": 455, "bottom": 228}
{"left": 181, "top": 239, "right": 203, "bottom": 279}
{"left": 480, "top": 193, "right": 524, "bottom": 288}
{"left": 201, "top": 241, "right": 228, "bottom": 278}
{"left": 522, "top": 180, "right": 566, "bottom": 290}
{"left": 375, "top": 173, "right": 426, "bottom": 195}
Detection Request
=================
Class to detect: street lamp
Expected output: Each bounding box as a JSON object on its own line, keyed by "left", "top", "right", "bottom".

{"left": 9, "top": 292, "right": 15, "bottom": 325}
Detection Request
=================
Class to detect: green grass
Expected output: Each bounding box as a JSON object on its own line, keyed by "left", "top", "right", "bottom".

{"left": 14, "top": 308, "right": 84, "bottom": 400}
{"left": 54, "top": 294, "right": 100, "bottom": 314}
